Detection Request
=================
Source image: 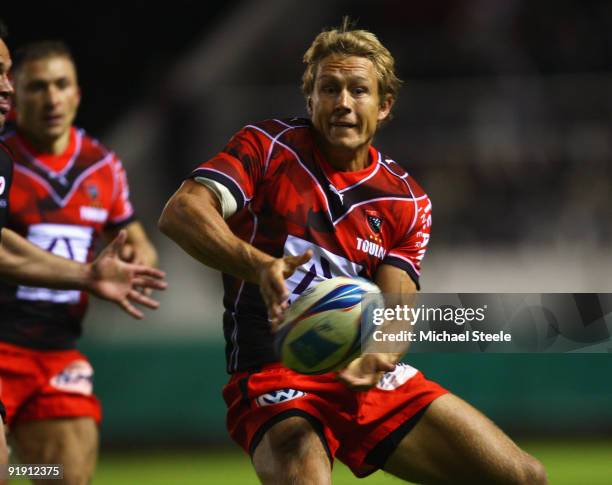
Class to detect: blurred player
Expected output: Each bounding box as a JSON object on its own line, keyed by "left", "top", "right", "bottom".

{"left": 160, "top": 19, "right": 547, "bottom": 485}
{"left": 0, "top": 38, "right": 160, "bottom": 484}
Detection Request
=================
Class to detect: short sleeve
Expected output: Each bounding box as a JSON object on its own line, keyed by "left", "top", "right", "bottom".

{"left": 189, "top": 126, "right": 267, "bottom": 218}
{"left": 382, "top": 196, "right": 432, "bottom": 289}
{"left": 106, "top": 155, "right": 135, "bottom": 228}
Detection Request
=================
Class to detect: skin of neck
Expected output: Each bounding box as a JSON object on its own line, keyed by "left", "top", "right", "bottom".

{"left": 21, "top": 127, "right": 70, "bottom": 155}
{"left": 314, "top": 131, "right": 372, "bottom": 172}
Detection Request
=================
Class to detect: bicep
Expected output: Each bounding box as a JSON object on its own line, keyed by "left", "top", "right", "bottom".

{"left": 158, "top": 179, "right": 223, "bottom": 239}
{"left": 163, "top": 179, "right": 222, "bottom": 220}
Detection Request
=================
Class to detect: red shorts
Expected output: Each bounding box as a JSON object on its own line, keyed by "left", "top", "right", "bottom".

{"left": 223, "top": 362, "right": 447, "bottom": 477}
{"left": 0, "top": 342, "right": 101, "bottom": 427}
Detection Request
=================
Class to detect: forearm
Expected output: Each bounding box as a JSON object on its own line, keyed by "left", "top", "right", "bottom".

{"left": 372, "top": 265, "right": 419, "bottom": 363}
{"left": 159, "top": 183, "right": 274, "bottom": 283}
{"left": 0, "top": 228, "right": 92, "bottom": 289}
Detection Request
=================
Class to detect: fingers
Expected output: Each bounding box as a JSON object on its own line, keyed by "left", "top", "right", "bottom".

{"left": 116, "top": 288, "right": 161, "bottom": 319}
{"left": 118, "top": 298, "right": 144, "bottom": 320}
{"left": 269, "top": 273, "right": 289, "bottom": 301}
{"left": 131, "top": 265, "right": 166, "bottom": 279}
{"left": 337, "top": 371, "right": 383, "bottom": 391}
{"left": 132, "top": 277, "right": 167, "bottom": 290}
{"left": 127, "top": 289, "right": 160, "bottom": 309}
{"left": 262, "top": 279, "right": 288, "bottom": 323}
{"left": 268, "top": 300, "right": 289, "bottom": 331}
{"left": 259, "top": 260, "right": 290, "bottom": 322}
{"left": 336, "top": 354, "right": 396, "bottom": 390}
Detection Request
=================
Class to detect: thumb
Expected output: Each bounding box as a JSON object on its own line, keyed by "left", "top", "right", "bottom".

{"left": 377, "top": 358, "right": 395, "bottom": 373}
{"left": 108, "top": 229, "right": 128, "bottom": 255}
{"left": 283, "top": 250, "right": 313, "bottom": 278}
{"left": 287, "top": 249, "right": 313, "bottom": 269}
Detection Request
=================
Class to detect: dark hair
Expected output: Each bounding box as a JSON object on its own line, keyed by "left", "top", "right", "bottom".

{"left": 14, "top": 40, "right": 76, "bottom": 75}
{"left": 0, "top": 18, "right": 8, "bottom": 40}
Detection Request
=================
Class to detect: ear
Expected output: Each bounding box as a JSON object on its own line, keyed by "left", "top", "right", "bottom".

{"left": 377, "top": 94, "right": 394, "bottom": 123}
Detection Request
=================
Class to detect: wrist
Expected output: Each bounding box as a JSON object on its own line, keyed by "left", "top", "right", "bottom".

{"left": 81, "top": 262, "right": 95, "bottom": 291}
{"left": 250, "top": 251, "right": 277, "bottom": 284}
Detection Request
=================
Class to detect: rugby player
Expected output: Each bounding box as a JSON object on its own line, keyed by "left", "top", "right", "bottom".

{"left": 0, "top": 35, "right": 161, "bottom": 485}
{"left": 160, "top": 19, "right": 547, "bottom": 484}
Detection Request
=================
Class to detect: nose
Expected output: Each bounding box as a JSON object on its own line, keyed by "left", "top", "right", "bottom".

{"left": 44, "top": 85, "right": 61, "bottom": 107}
{"left": 334, "top": 88, "right": 351, "bottom": 113}
{"left": 0, "top": 73, "right": 13, "bottom": 96}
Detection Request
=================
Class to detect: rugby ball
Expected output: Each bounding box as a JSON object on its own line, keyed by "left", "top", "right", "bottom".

{"left": 274, "top": 276, "right": 384, "bottom": 374}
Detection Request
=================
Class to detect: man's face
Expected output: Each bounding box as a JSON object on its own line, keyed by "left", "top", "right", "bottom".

{"left": 0, "top": 39, "right": 14, "bottom": 130}
{"left": 15, "top": 56, "right": 80, "bottom": 142}
{"left": 309, "top": 54, "right": 392, "bottom": 159}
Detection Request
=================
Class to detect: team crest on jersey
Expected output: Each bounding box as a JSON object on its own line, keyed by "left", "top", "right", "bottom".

{"left": 255, "top": 389, "right": 306, "bottom": 407}
{"left": 366, "top": 210, "right": 383, "bottom": 234}
{"left": 85, "top": 181, "right": 99, "bottom": 201}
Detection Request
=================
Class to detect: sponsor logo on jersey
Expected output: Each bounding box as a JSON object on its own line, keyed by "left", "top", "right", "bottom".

{"left": 366, "top": 209, "right": 383, "bottom": 234}
{"left": 283, "top": 235, "right": 363, "bottom": 299}
{"left": 356, "top": 237, "right": 386, "bottom": 259}
{"left": 255, "top": 389, "right": 306, "bottom": 407}
{"left": 80, "top": 206, "right": 108, "bottom": 223}
{"left": 17, "top": 223, "right": 93, "bottom": 304}
{"left": 0, "top": 176, "right": 5, "bottom": 195}
{"left": 49, "top": 360, "right": 94, "bottom": 395}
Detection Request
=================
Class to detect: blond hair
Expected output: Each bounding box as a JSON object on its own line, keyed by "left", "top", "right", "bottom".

{"left": 302, "top": 17, "right": 402, "bottom": 107}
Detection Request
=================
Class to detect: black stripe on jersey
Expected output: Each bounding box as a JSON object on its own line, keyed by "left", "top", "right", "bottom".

{"left": 14, "top": 154, "right": 114, "bottom": 206}
{"left": 105, "top": 213, "right": 137, "bottom": 230}
{"left": 282, "top": 141, "right": 415, "bottom": 224}
{"left": 192, "top": 167, "right": 246, "bottom": 210}
{"left": 382, "top": 255, "right": 420, "bottom": 290}
{"left": 249, "top": 118, "right": 310, "bottom": 138}
{"left": 10, "top": 132, "right": 98, "bottom": 202}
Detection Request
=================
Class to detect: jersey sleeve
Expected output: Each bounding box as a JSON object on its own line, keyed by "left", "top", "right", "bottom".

{"left": 106, "top": 154, "right": 135, "bottom": 228}
{"left": 189, "top": 126, "right": 267, "bottom": 218}
{"left": 0, "top": 142, "right": 14, "bottom": 241}
{"left": 382, "top": 195, "right": 432, "bottom": 290}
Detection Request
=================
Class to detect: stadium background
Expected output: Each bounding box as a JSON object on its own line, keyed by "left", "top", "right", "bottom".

{"left": 3, "top": 1, "right": 611, "bottom": 483}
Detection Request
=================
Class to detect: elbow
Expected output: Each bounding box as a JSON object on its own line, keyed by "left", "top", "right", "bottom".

{"left": 158, "top": 196, "right": 182, "bottom": 239}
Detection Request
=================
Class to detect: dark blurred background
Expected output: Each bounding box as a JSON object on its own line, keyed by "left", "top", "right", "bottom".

{"left": 2, "top": 0, "right": 611, "bottom": 454}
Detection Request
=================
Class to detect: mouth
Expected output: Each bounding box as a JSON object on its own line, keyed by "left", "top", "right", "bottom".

{"left": 330, "top": 121, "right": 357, "bottom": 129}
{"left": 43, "top": 114, "right": 64, "bottom": 126}
{"left": 0, "top": 100, "right": 10, "bottom": 116}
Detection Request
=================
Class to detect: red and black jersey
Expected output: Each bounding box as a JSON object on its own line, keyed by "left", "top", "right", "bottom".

{"left": 0, "top": 127, "right": 135, "bottom": 350}
{"left": 0, "top": 141, "right": 13, "bottom": 241}
{"left": 190, "top": 118, "right": 432, "bottom": 373}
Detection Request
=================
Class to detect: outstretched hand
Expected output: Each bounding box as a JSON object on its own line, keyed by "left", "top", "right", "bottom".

{"left": 337, "top": 353, "right": 396, "bottom": 391}
{"left": 258, "top": 250, "right": 313, "bottom": 329}
{"left": 87, "top": 230, "right": 167, "bottom": 319}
